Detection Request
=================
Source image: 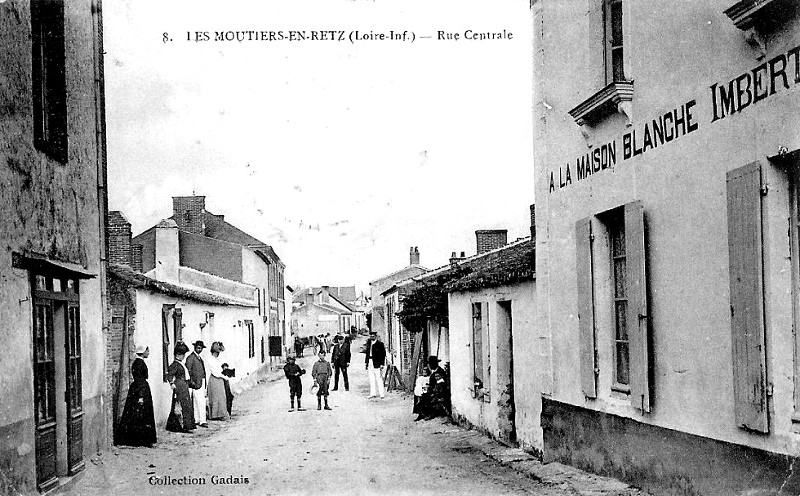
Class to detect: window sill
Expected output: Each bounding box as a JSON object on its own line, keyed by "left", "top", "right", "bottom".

{"left": 724, "top": 0, "right": 786, "bottom": 30}
{"left": 791, "top": 413, "right": 800, "bottom": 433}
{"left": 611, "top": 385, "right": 630, "bottom": 397}
{"left": 568, "top": 80, "right": 634, "bottom": 127}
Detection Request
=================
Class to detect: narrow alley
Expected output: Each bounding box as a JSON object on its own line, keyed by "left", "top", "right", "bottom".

{"left": 66, "top": 339, "right": 641, "bottom": 496}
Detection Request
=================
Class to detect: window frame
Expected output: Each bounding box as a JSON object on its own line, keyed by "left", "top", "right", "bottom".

{"left": 246, "top": 320, "right": 255, "bottom": 358}
{"left": 607, "top": 209, "right": 631, "bottom": 392}
{"left": 789, "top": 165, "right": 800, "bottom": 420}
{"left": 31, "top": 0, "right": 68, "bottom": 164}
{"left": 603, "top": 0, "right": 625, "bottom": 84}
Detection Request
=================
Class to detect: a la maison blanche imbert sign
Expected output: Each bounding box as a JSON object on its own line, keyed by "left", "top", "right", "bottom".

{"left": 548, "top": 43, "right": 800, "bottom": 193}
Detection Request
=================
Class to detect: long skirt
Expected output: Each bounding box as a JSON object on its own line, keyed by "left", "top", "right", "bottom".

{"left": 115, "top": 379, "right": 157, "bottom": 446}
{"left": 207, "top": 375, "right": 230, "bottom": 420}
{"left": 165, "top": 380, "right": 196, "bottom": 432}
{"left": 223, "top": 380, "right": 233, "bottom": 415}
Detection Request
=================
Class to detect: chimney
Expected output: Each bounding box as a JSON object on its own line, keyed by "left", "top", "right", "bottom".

{"left": 409, "top": 246, "right": 420, "bottom": 266}
{"left": 476, "top": 229, "right": 508, "bottom": 254}
{"left": 155, "top": 218, "right": 180, "bottom": 282}
{"left": 131, "top": 244, "right": 144, "bottom": 272}
{"left": 530, "top": 204, "right": 536, "bottom": 243}
{"left": 449, "top": 251, "right": 466, "bottom": 265}
{"left": 320, "top": 286, "right": 331, "bottom": 304}
{"left": 108, "top": 211, "right": 132, "bottom": 266}
{"left": 172, "top": 195, "right": 206, "bottom": 235}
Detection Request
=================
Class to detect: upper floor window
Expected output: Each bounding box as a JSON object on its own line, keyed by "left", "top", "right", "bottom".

{"left": 31, "top": 0, "right": 67, "bottom": 164}
{"left": 568, "top": 0, "right": 633, "bottom": 127}
{"left": 604, "top": 0, "right": 624, "bottom": 83}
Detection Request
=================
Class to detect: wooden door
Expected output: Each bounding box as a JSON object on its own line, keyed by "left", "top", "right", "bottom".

{"left": 65, "top": 304, "right": 84, "bottom": 474}
{"left": 33, "top": 297, "right": 58, "bottom": 492}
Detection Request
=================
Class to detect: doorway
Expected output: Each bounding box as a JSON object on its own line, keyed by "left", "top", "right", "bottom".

{"left": 496, "top": 300, "right": 516, "bottom": 444}
{"left": 32, "top": 273, "right": 84, "bottom": 492}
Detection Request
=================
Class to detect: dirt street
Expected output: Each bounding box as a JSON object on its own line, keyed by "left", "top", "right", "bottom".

{"left": 65, "top": 342, "right": 639, "bottom": 496}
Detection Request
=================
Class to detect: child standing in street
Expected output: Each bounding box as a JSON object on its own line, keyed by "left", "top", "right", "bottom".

{"left": 283, "top": 356, "right": 305, "bottom": 411}
{"left": 311, "top": 351, "right": 333, "bottom": 411}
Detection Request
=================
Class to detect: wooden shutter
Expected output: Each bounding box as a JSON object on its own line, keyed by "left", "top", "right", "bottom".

{"left": 576, "top": 217, "right": 597, "bottom": 398}
{"left": 726, "top": 162, "right": 769, "bottom": 433}
{"left": 162, "top": 306, "right": 171, "bottom": 382}
{"left": 625, "top": 201, "right": 651, "bottom": 412}
{"left": 173, "top": 308, "right": 183, "bottom": 343}
{"left": 472, "top": 302, "right": 483, "bottom": 398}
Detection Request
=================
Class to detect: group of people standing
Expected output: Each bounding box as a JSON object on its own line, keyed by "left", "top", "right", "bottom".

{"left": 284, "top": 334, "right": 352, "bottom": 411}
{"left": 115, "top": 339, "right": 235, "bottom": 447}
{"left": 165, "top": 340, "right": 233, "bottom": 433}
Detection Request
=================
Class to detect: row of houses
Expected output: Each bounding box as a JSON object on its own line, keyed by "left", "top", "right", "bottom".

{"left": 291, "top": 286, "right": 359, "bottom": 337}
{"left": 369, "top": 219, "right": 536, "bottom": 443}
{"left": 369, "top": 1, "right": 800, "bottom": 494}
{"left": 107, "top": 196, "right": 288, "bottom": 434}
{"left": 0, "top": 3, "right": 288, "bottom": 492}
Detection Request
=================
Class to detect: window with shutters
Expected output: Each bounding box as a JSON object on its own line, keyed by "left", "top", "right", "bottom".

{"left": 246, "top": 320, "right": 255, "bottom": 358}
{"left": 568, "top": 0, "right": 634, "bottom": 127}
{"left": 576, "top": 201, "right": 651, "bottom": 411}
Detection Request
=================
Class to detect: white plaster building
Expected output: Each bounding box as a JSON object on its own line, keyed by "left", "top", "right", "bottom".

{"left": 533, "top": 0, "right": 800, "bottom": 493}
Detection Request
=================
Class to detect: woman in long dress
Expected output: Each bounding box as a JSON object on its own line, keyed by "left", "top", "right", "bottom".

{"left": 165, "top": 342, "right": 196, "bottom": 432}
{"left": 207, "top": 342, "right": 231, "bottom": 421}
{"left": 115, "top": 345, "right": 157, "bottom": 446}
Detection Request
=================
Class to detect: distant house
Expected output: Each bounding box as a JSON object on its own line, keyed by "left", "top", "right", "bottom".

{"left": 292, "top": 285, "right": 365, "bottom": 331}
{"left": 133, "top": 195, "right": 286, "bottom": 363}
{"left": 107, "top": 213, "right": 261, "bottom": 432}
{"left": 384, "top": 230, "right": 517, "bottom": 392}
{"left": 291, "top": 287, "right": 354, "bottom": 337}
{"left": 369, "top": 248, "right": 428, "bottom": 365}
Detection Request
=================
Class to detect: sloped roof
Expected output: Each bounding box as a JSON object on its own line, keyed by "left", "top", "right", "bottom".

{"left": 445, "top": 239, "right": 535, "bottom": 292}
{"left": 323, "top": 292, "right": 356, "bottom": 312}
{"left": 108, "top": 264, "right": 257, "bottom": 307}
{"left": 369, "top": 264, "right": 428, "bottom": 285}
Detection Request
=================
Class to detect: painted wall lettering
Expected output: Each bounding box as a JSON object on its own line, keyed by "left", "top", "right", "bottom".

{"left": 711, "top": 44, "right": 800, "bottom": 122}
{"left": 623, "top": 100, "right": 697, "bottom": 160}
{"left": 548, "top": 42, "right": 800, "bottom": 194}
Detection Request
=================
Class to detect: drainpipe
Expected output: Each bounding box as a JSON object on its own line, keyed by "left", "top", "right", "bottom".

{"left": 91, "top": 0, "right": 110, "bottom": 450}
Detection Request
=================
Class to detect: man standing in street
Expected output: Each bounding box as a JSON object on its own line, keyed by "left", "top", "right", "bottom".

{"left": 186, "top": 340, "right": 208, "bottom": 427}
{"left": 364, "top": 331, "right": 386, "bottom": 399}
{"left": 331, "top": 335, "right": 351, "bottom": 391}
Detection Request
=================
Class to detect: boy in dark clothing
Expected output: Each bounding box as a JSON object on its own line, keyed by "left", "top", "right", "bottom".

{"left": 311, "top": 351, "right": 333, "bottom": 410}
{"left": 283, "top": 356, "right": 305, "bottom": 411}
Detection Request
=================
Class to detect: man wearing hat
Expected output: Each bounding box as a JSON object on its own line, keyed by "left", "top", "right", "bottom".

{"left": 414, "top": 355, "right": 450, "bottom": 421}
{"left": 186, "top": 340, "right": 208, "bottom": 427}
{"left": 364, "top": 331, "right": 386, "bottom": 399}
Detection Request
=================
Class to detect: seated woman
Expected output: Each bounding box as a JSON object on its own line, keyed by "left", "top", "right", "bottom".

{"left": 207, "top": 342, "right": 231, "bottom": 421}
{"left": 166, "top": 342, "right": 196, "bottom": 432}
{"left": 115, "top": 344, "right": 157, "bottom": 447}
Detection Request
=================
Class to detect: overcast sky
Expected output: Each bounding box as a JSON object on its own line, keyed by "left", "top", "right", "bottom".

{"left": 104, "top": 0, "right": 534, "bottom": 293}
